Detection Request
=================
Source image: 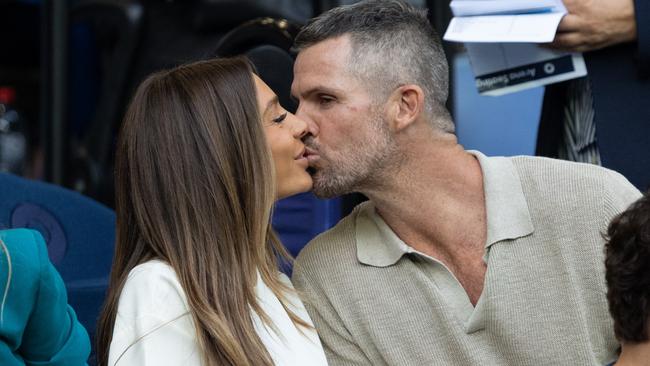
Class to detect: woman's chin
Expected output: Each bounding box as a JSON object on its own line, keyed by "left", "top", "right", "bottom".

{"left": 276, "top": 174, "right": 314, "bottom": 200}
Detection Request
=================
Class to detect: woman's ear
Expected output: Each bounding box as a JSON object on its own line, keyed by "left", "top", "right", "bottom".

{"left": 386, "top": 84, "right": 425, "bottom": 133}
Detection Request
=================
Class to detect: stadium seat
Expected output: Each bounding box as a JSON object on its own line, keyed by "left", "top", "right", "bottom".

{"left": 0, "top": 172, "right": 115, "bottom": 349}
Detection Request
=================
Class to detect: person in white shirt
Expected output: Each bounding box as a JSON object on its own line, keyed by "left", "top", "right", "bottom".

{"left": 95, "top": 57, "right": 328, "bottom": 366}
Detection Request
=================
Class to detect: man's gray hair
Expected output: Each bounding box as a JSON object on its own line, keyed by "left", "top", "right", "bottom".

{"left": 294, "top": 0, "right": 453, "bottom": 132}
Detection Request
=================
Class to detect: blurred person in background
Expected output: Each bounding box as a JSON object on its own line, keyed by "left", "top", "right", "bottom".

{"left": 538, "top": 0, "right": 650, "bottom": 190}
{"left": 605, "top": 191, "right": 650, "bottom": 365}
{"left": 0, "top": 228, "right": 90, "bottom": 365}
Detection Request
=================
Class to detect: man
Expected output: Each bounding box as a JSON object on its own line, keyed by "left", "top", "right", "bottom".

{"left": 604, "top": 191, "right": 650, "bottom": 365}
{"left": 537, "top": 0, "right": 650, "bottom": 190}
{"left": 290, "top": 1, "right": 642, "bottom": 365}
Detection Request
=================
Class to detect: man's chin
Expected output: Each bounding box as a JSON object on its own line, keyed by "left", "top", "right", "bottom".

{"left": 312, "top": 175, "right": 350, "bottom": 199}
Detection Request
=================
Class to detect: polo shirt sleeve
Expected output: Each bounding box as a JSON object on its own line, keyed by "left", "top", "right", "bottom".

{"left": 19, "top": 229, "right": 91, "bottom": 366}
{"left": 603, "top": 170, "right": 643, "bottom": 228}
{"left": 634, "top": 0, "right": 650, "bottom": 76}
{"left": 292, "top": 260, "right": 373, "bottom": 366}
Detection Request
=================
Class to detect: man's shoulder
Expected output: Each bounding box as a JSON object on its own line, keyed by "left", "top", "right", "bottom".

{"left": 509, "top": 155, "right": 632, "bottom": 190}
{"left": 508, "top": 155, "right": 640, "bottom": 213}
{"left": 511, "top": 154, "right": 605, "bottom": 174}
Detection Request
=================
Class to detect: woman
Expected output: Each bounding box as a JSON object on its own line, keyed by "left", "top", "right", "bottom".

{"left": 0, "top": 228, "right": 91, "bottom": 365}
{"left": 95, "top": 57, "right": 327, "bottom": 366}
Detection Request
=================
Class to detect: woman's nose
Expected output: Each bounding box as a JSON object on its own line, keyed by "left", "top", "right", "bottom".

{"left": 290, "top": 113, "right": 308, "bottom": 139}
{"left": 295, "top": 105, "right": 319, "bottom": 137}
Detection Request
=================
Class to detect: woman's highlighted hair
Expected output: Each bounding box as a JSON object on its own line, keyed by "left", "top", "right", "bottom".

{"left": 96, "top": 57, "right": 308, "bottom": 366}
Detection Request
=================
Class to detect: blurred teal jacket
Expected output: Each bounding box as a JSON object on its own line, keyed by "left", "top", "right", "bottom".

{"left": 0, "top": 228, "right": 90, "bottom": 365}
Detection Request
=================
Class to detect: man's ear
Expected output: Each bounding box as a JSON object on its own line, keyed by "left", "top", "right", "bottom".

{"left": 387, "top": 84, "right": 425, "bottom": 133}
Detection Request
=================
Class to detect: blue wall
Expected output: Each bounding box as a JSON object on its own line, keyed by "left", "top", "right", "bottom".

{"left": 453, "top": 53, "right": 543, "bottom": 157}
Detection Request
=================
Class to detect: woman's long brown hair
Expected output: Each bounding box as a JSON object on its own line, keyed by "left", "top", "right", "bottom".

{"left": 96, "top": 57, "right": 309, "bottom": 366}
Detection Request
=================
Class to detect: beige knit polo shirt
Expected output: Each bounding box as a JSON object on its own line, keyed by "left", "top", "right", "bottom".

{"left": 293, "top": 152, "right": 641, "bottom": 366}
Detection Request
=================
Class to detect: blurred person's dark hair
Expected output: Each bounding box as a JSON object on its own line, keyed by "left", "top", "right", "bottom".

{"left": 605, "top": 190, "right": 650, "bottom": 343}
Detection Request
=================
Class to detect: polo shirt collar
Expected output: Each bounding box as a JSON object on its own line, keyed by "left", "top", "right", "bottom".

{"left": 356, "top": 150, "right": 535, "bottom": 267}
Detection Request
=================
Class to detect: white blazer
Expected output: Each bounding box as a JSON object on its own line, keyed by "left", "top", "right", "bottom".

{"left": 108, "top": 260, "right": 328, "bottom": 366}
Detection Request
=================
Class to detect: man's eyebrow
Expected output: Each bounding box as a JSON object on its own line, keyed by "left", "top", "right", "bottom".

{"left": 294, "top": 86, "right": 341, "bottom": 99}
{"left": 264, "top": 95, "right": 279, "bottom": 116}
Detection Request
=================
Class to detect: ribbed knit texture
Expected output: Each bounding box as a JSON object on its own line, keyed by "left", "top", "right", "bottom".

{"left": 293, "top": 156, "right": 641, "bottom": 366}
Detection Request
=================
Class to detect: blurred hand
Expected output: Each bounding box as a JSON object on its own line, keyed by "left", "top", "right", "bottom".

{"left": 547, "top": 0, "right": 637, "bottom": 52}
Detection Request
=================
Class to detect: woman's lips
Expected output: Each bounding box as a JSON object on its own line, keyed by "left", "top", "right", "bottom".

{"left": 295, "top": 156, "right": 309, "bottom": 168}
{"left": 294, "top": 147, "right": 306, "bottom": 160}
{"left": 294, "top": 147, "right": 309, "bottom": 169}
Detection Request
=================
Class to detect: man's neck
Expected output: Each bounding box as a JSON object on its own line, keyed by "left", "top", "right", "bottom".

{"left": 361, "top": 136, "right": 487, "bottom": 264}
{"left": 616, "top": 340, "right": 650, "bottom": 365}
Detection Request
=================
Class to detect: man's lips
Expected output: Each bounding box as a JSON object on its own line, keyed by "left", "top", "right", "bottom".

{"left": 303, "top": 147, "right": 319, "bottom": 163}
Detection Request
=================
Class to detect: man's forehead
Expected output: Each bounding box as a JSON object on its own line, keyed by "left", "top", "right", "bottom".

{"left": 292, "top": 37, "right": 354, "bottom": 93}
{"left": 295, "top": 36, "right": 352, "bottom": 70}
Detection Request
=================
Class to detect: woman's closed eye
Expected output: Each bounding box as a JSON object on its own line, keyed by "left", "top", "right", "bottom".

{"left": 272, "top": 112, "right": 288, "bottom": 123}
